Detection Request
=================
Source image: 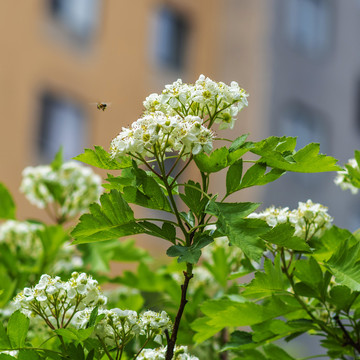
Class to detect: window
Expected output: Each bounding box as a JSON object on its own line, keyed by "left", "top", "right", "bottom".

{"left": 150, "top": 6, "right": 189, "bottom": 70}
{"left": 38, "top": 92, "right": 87, "bottom": 162}
{"left": 48, "top": 0, "right": 100, "bottom": 42}
{"left": 286, "top": 0, "right": 332, "bottom": 55}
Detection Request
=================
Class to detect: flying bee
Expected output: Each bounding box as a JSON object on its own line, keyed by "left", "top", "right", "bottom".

{"left": 90, "top": 102, "right": 111, "bottom": 111}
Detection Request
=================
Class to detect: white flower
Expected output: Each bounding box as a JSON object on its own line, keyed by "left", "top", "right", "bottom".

{"left": 13, "top": 273, "right": 107, "bottom": 327}
{"left": 0, "top": 220, "right": 43, "bottom": 257}
{"left": 20, "top": 161, "right": 102, "bottom": 219}
{"left": 143, "top": 75, "right": 248, "bottom": 130}
{"left": 334, "top": 158, "right": 359, "bottom": 194}
{"left": 248, "top": 200, "right": 333, "bottom": 241}
{"left": 138, "top": 346, "right": 199, "bottom": 360}
{"left": 110, "top": 113, "right": 214, "bottom": 160}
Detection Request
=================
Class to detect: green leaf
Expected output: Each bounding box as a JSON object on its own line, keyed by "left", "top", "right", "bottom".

{"left": 55, "top": 327, "right": 94, "bottom": 342}
{"left": 229, "top": 134, "right": 250, "bottom": 153}
{"left": 263, "top": 344, "right": 296, "bottom": 360}
{"left": 221, "top": 330, "right": 254, "bottom": 351}
{"left": 0, "top": 183, "right": 16, "bottom": 220}
{"left": 71, "top": 190, "right": 144, "bottom": 244}
{"left": 260, "top": 223, "right": 311, "bottom": 252}
{"left": 38, "top": 225, "right": 69, "bottom": 269}
{"left": 227, "top": 218, "right": 268, "bottom": 262}
{"left": 251, "top": 137, "right": 341, "bottom": 172}
{"left": 329, "top": 285, "right": 358, "bottom": 310}
{"left": 293, "top": 282, "right": 318, "bottom": 298}
{"left": 206, "top": 201, "right": 268, "bottom": 261}
{"left": 228, "top": 135, "right": 255, "bottom": 163}
{"left": 122, "top": 165, "right": 172, "bottom": 212}
{"left": 192, "top": 296, "right": 301, "bottom": 343}
{"left": 355, "top": 150, "right": 360, "bottom": 168}
{"left": 7, "top": 310, "right": 29, "bottom": 348}
{"left": 0, "top": 355, "right": 17, "bottom": 359}
{"left": 311, "top": 226, "right": 356, "bottom": 262}
{"left": 0, "top": 322, "right": 11, "bottom": 350}
{"left": 242, "top": 255, "right": 287, "bottom": 298}
{"left": 194, "top": 147, "right": 229, "bottom": 173}
{"left": 139, "top": 221, "right": 176, "bottom": 244}
{"left": 74, "top": 146, "right": 132, "bottom": 170}
{"left": 235, "top": 163, "right": 285, "bottom": 191}
{"left": 18, "top": 350, "right": 40, "bottom": 360}
{"left": 325, "top": 240, "right": 360, "bottom": 291}
{"left": 294, "top": 257, "right": 323, "bottom": 291}
{"left": 166, "top": 234, "right": 213, "bottom": 264}
{"left": 51, "top": 146, "right": 63, "bottom": 171}
{"left": 179, "top": 211, "right": 195, "bottom": 228}
{"left": 226, "top": 159, "right": 243, "bottom": 195}
{"left": 179, "top": 181, "right": 207, "bottom": 218}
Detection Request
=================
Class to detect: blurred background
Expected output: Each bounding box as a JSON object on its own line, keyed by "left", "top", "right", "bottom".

{"left": 1, "top": 0, "right": 360, "bottom": 231}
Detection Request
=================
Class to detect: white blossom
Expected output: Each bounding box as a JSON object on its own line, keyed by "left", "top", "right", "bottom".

{"left": 20, "top": 161, "right": 102, "bottom": 219}
{"left": 110, "top": 112, "right": 213, "bottom": 160}
{"left": 13, "top": 273, "right": 107, "bottom": 327}
{"left": 0, "top": 220, "right": 43, "bottom": 256}
{"left": 248, "top": 200, "right": 333, "bottom": 241}
{"left": 138, "top": 345, "right": 199, "bottom": 360}
{"left": 334, "top": 158, "right": 359, "bottom": 194}
{"left": 143, "top": 75, "right": 248, "bottom": 130}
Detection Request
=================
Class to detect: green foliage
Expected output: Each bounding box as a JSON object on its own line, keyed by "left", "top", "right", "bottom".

{"left": 206, "top": 201, "right": 268, "bottom": 261}
{"left": 74, "top": 146, "right": 132, "bottom": 170}
{"left": 167, "top": 234, "right": 213, "bottom": 264}
{"left": 326, "top": 239, "right": 360, "bottom": 291}
{"left": 71, "top": 190, "right": 144, "bottom": 244}
{"left": 0, "top": 183, "right": 16, "bottom": 220}
{"left": 242, "top": 255, "right": 287, "bottom": 299}
{"left": 251, "top": 137, "right": 341, "bottom": 172}
{"left": 121, "top": 163, "right": 172, "bottom": 212}
{"left": 260, "top": 223, "right": 311, "bottom": 252}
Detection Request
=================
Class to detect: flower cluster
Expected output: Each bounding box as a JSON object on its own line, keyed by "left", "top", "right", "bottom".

{"left": 138, "top": 345, "right": 199, "bottom": 360}
{"left": 0, "top": 220, "right": 43, "bottom": 255}
{"left": 248, "top": 200, "right": 333, "bottom": 241}
{"left": 143, "top": 75, "right": 248, "bottom": 130}
{"left": 74, "top": 307, "right": 172, "bottom": 348}
{"left": 110, "top": 112, "right": 214, "bottom": 160}
{"left": 14, "top": 272, "right": 106, "bottom": 327}
{"left": 20, "top": 161, "right": 102, "bottom": 219}
{"left": 334, "top": 158, "right": 360, "bottom": 194}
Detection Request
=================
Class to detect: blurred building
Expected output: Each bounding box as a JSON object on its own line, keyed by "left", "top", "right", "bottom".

{"left": 1, "top": 0, "right": 358, "bottom": 232}
{"left": 0, "top": 0, "right": 269, "bottom": 222}
{"left": 263, "top": 0, "right": 360, "bottom": 231}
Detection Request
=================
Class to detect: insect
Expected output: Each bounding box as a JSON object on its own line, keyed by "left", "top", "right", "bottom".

{"left": 96, "top": 102, "right": 110, "bottom": 111}
{"left": 90, "top": 102, "right": 111, "bottom": 111}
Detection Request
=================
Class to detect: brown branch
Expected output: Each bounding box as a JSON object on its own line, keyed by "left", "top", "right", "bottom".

{"left": 334, "top": 315, "right": 360, "bottom": 353}
{"left": 165, "top": 268, "right": 193, "bottom": 360}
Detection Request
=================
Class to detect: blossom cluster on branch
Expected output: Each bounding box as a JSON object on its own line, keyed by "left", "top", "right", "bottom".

{"left": 248, "top": 199, "right": 333, "bottom": 241}
{"left": 20, "top": 161, "right": 102, "bottom": 219}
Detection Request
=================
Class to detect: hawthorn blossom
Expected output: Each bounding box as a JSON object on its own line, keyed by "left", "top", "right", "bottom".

{"left": 20, "top": 161, "right": 102, "bottom": 219}
{"left": 248, "top": 200, "right": 333, "bottom": 241}
{"left": 334, "top": 158, "right": 359, "bottom": 194}
{"left": 110, "top": 112, "right": 213, "bottom": 160}
{"left": 138, "top": 345, "right": 199, "bottom": 360}
{"left": 143, "top": 75, "right": 248, "bottom": 130}
{"left": 13, "top": 273, "right": 107, "bottom": 327}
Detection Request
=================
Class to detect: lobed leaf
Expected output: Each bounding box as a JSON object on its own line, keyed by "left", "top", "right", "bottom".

{"left": 251, "top": 137, "right": 341, "bottom": 173}
{"left": 74, "top": 146, "right": 132, "bottom": 170}
{"left": 325, "top": 240, "right": 360, "bottom": 291}
{"left": 71, "top": 190, "right": 144, "bottom": 244}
